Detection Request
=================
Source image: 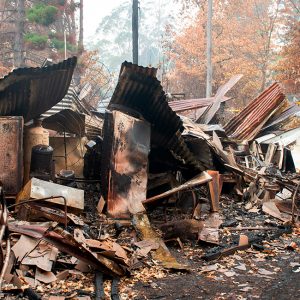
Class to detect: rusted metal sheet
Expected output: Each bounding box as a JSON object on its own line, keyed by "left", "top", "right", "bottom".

{"left": 0, "top": 117, "right": 23, "bottom": 194}
{"left": 8, "top": 224, "right": 126, "bottom": 277}
{"left": 17, "top": 203, "right": 68, "bottom": 225}
{"left": 104, "top": 110, "right": 150, "bottom": 218}
{"left": 207, "top": 170, "right": 221, "bottom": 212}
{"left": 224, "top": 83, "right": 285, "bottom": 141}
{"left": 0, "top": 57, "right": 77, "bottom": 122}
{"left": 168, "top": 96, "right": 230, "bottom": 113}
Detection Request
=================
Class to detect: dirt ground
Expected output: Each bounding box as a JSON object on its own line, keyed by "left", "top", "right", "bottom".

{"left": 1, "top": 188, "right": 298, "bottom": 300}
{"left": 128, "top": 246, "right": 299, "bottom": 300}
{"left": 120, "top": 196, "right": 300, "bottom": 300}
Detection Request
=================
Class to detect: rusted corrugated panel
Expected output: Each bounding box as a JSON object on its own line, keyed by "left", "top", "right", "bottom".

{"left": 168, "top": 96, "right": 229, "bottom": 113}
{"left": 108, "top": 62, "right": 204, "bottom": 172}
{"left": 105, "top": 110, "right": 150, "bottom": 218}
{"left": 0, "top": 57, "right": 77, "bottom": 122}
{"left": 0, "top": 117, "right": 23, "bottom": 194}
{"left": 224, "top": 83, "right": 285, "bottom": 141}
{"left": 109, "top": 61, "right": 183, "bottom": 148}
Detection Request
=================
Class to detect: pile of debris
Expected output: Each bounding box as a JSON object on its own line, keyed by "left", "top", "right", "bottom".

{"left": 0, "top": 59, "right": 299, "bottom": 299}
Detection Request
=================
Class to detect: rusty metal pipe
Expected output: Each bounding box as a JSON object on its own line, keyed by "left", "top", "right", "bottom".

{"left": 55, "top": 176, "right": 101, "bottom": 183}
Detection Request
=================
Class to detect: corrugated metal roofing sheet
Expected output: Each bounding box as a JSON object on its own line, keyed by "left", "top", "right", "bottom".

{"left": 42, "top": 84, "right": 79, "bottom": 119}
{"left": 0, "top": 57, "right": 77, "bottom": 122}
{"left": 109, "top": 61, "right": 183, "bottom": 146}
{"left": 108, "top": 61, "right": 204, "bottom": 171}
{"left": 260, "top": 127, "right": 300, "bottom": 146}
{"left": 262, "top": 104, "right": 300, "bottom": 131}
{"left": 42, "top": 109, "right": 103, "bottom": 139}
{"left": 97, "top": 98, "right": 111, "bottom": 114}
{"left": 224, "top": 82, "right": 285, "bottom": 141}
{"left": 168, "top": 96, "right": 229, "bottom": 113}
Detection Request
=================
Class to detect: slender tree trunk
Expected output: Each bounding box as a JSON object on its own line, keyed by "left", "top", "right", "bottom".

{"left": 14, "top": 0, "right": 25, "bottom": 67}
{"left": 132, "top": 0, "right": 139, "bottom": 64}
{"left": 70, "top": 0, "right": 77, "bottom": 45}
{"left": 206, "top": 0, "right": 213, "bottom": 98}
{"left": 78, "top": 0, "right": 84, "bottom": 54}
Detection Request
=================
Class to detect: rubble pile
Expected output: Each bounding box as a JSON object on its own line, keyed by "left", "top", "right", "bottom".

{"left": 0, "top": 58, "right": 299, "bottom": 299}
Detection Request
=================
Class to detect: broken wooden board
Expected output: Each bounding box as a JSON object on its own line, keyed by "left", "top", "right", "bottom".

{"left": 262, "top": 201, "right": 290, "bottom": 222}
{"left": 16, "top": 178, "right": 84, "bottom": 211}
{"left": 143, "top": 172, "right": 212, "bottom": 205}
{"left": 133, "top": 213, "right": 188, "bottom": 270}
{"left": 198, "top": 213, "right": 223, "bottom": 244}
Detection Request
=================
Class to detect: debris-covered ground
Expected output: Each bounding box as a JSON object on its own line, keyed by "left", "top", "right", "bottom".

{"left": 0, "top": 59, "right": 299, "bottom": 300}
{"left": 126, "top": 197, "right": 300, "bottom": 300}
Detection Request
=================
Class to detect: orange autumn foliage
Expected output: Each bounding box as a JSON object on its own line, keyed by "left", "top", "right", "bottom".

{"left": 165, "top": 0, "right": 283, "bottom": 108}
{"left": 76, "top": 50, "right": 113, "bottom": 108}
{"left": 275, "top": 3, "right": 300, "bottom": 96}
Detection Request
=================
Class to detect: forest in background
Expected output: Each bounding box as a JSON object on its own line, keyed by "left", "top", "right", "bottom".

{"left": 0, "top": 0, "right": 299, "bottom": 109}
{"left": 91, "top": 0, "right": 300, "bottom": 107}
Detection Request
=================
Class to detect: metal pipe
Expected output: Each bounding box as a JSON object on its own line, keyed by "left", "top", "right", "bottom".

{"left": 132, "top": 0, "right": 139, "bottom": 64}
{"left": 206, "top": 0, "right": 213, "bottom": 98}
{"left": 56, "top": 176, "right": 101, "bottom": 183}
{"left": 64, "top": 129, "right": 68, "bottom": 170}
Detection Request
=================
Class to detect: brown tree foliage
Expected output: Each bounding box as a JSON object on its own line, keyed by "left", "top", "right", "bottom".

{"left": 165, "top": 0, "right": 283, "bottom": 107}
{"left": 76, "top": 50, "right": 113, "bottom": 108}
{"left": 275, "top": 2, "right": 300, "bottom": 95}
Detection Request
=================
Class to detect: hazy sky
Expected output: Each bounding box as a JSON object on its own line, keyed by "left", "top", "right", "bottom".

{"left": 83, "top": 0, "right": 124, "bottom": 41}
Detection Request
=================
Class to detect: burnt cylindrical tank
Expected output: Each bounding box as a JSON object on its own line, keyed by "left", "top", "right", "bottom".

{"left": 24, "top": 119, "right": 49, "bottom": 184}
{"left": 30, "top": 144, "right": 54, "bottom": 181}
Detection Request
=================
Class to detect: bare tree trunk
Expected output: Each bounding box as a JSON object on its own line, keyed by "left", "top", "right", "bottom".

{"left": 132, "top": 0, "right": 139, "bottom": 64}
{"left": 14, "top": 0, "right": 25, "bottom": 67}
{"left": 258, "top": 0, "right": 281, "bottom": 92}
{"left": 70, "top": 0, "right": 77, "bottom": 45}
{"left": 78, "top": 0, "right": 84, "bottom": 55}
{"left": 206, "top": 0, "right": 213, "bottom": 98}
